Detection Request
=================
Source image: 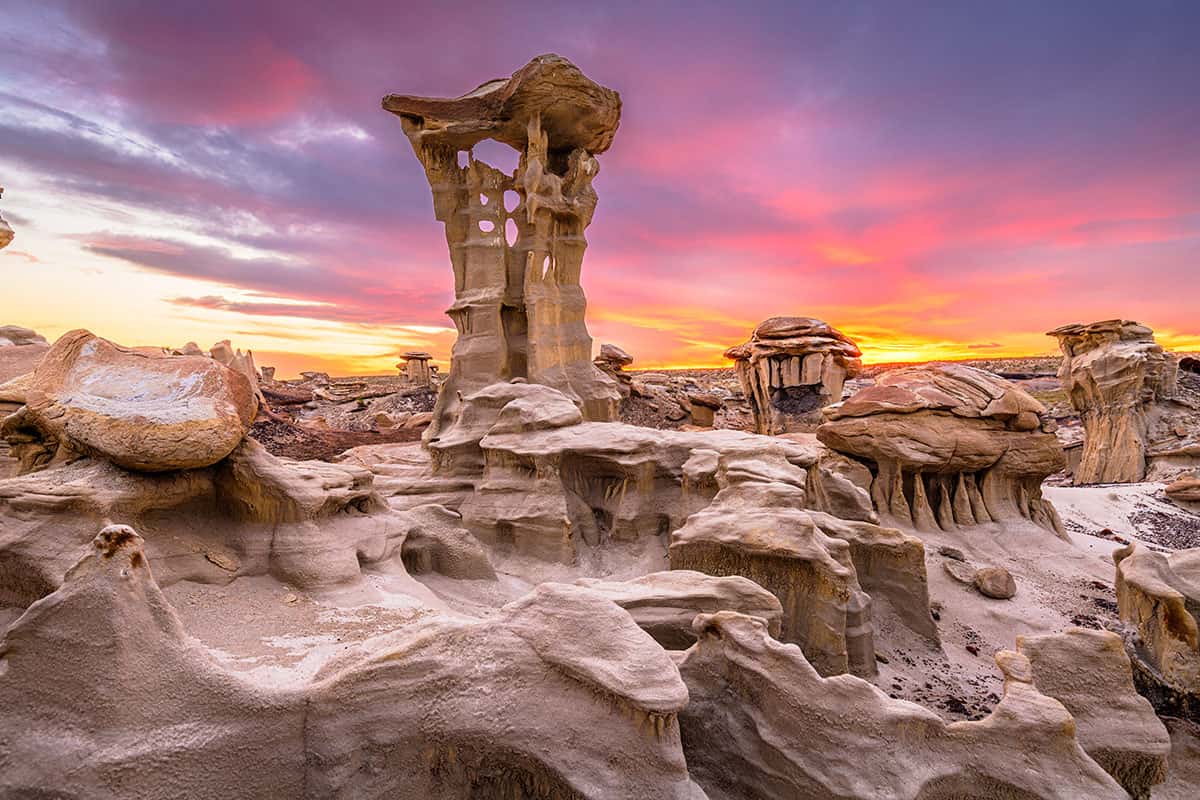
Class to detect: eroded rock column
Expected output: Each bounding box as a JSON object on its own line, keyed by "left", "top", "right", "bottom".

{"left": 383, "top": 55, "right": 620, "bottom": 441}
{"left": 1048, "top": 319, "right": 1177, "bottom": 484}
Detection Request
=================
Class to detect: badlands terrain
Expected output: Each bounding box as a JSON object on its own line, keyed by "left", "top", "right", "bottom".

{"left": 2, "top": 55, "right": 1200, "bottom": 799}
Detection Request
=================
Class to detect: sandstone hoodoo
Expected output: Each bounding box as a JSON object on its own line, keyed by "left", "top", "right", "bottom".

{"left": 384, "top": 54, "right": 621, "bottom": 441}
{"left": 818, "top": 364, "right": 1065, "bottom": 535}
{"left": 397, "top": 350, "right": 433, "bottom": 387}
{"left": 1049, "top": 319, "right": 1200, "bottom": 484}
{"left": 725, "top": 316, "right": 862, "bottom": 435}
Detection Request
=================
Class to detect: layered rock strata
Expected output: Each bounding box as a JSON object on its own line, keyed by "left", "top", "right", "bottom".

{"left": 1114, "top": 542, "right": 1200, "bottom": 717}
{"left": 724, "top": 316, "right": 862, "bottom": 434}
{"left": 1049, "top": 319, "right": 1197, "bottom": 484}
{"left": 384, "top": 54, "right": 620, "bottom": 440}
{"left": 818, "top": 364, "right": 1065, "bottom": 535}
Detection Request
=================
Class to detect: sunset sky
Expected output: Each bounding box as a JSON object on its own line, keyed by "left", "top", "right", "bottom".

{"left": 2, "top": 1, "right": 1198, "bottom": 376}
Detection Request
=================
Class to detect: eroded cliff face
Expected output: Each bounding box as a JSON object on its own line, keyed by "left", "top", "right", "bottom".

{"left": 384, "top": 55, "right": 620, "bottom": 440}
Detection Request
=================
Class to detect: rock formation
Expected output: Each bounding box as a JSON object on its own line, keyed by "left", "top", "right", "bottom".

{"left": 0, "top": 528, "right": 706, "bottom": 799}
{"left": 397, "top": 350, "right": 433, "bottom": 386}
{"left": 818, "top": 364, "right": 1065, "bottom": 535}
{"left": 1114, "top": 542, "right": 1200, "bottom": 717}
{"left": 0, "top": 187, "right": 13, "bottom": 250}
{"left": 384, "top": 54, "right": 620, "bottom": 441}
{"left": 725, "top": 317, "right": 862, "bottom": 434}
{"left": 675, "top": 612, "right": 1127, "bottom": 800}
{"left": 1018, "top": 627, "right": 1171, "bottom": 798}
{"left": 1049, "top": 319, "right": 1199, "bottom": 484}
{"left": 594, "top": 342, "right": 634, "bottom": 398}
{"left": 574, "top": 570, "right": 783, "bottom": 648}
{"left": 2, "top": 330, "right": 258, "bottom": 472}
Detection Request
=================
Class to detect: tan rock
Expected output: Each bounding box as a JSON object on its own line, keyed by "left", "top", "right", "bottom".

{"left": 1019, "top": 627, "right": 1170, "bottom": 799}
{"left": 574, "top": 570, "right": 783, "bottom": 648}
{"left": 725, "top": 316, "right": 862, "bottom": 434}
{"left": 676, "top": 612, "right": 1127, "bottom": 799}
{"left": 384, "top": 55, "right": 621, "bottom": 440}
{"left": 818, "top": 364, "right": 1065, "bottom": 535}
{"left": 1, "top": 330, "right": 257, "bottom": 472}
{"left": 974, "top": 566, "right": 1017, "bottom": 599}
{"left": 1048, "top": 319, "right": 1194, "bottom": 484}
{"left": 1166, "top": 472, "right": 1200, "bottom": 503}
{"left": 1113, "top": 542, "right": 1200, "bottom": 696}
{"left": 0, "top": 528, "right": 704, "bottom": 798}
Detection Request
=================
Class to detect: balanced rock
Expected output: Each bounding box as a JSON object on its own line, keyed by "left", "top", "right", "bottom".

{"left": 594, "top": 343, "right": 634, "bottom": 398}
{"left": 725, "top": 316, "right": 862, "bottom": 434}
{"left": 818, "top": 364, "right": 1065, "bottom": 535}
{"left": 384, "top": 54, "right": 621, "bottom": 440}
{"left": 1, "top": 330, "right": 257, "bottom": 472}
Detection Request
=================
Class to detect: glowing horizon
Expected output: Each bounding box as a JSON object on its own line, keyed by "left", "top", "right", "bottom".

{"left": 2, "top": 2, "right": 1198, "bottom": 379}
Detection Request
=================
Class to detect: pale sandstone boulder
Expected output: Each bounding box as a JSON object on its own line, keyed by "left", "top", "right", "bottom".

{"left": 1049, "top": 319, "right": 1197, "bottom": 484}
{"left": 818, "top": 364, "right": 1065, "bottom": 535}
{"left": 575, "top": 570, "right": 783, "bottom": 648}
{"left": 0, "top": 528, "right": 706, "bottom": 799}
{"left": 384, "top": 55, "right": 621, "bottom": 439}
{"left": 1, "top": 330, "right": 257, "bottom": 472}
{"left": 676, "top": 612, "right": 1126, "bottom": 800}
{"left": 974, "top": 565, "right": 1017, "bottom": 599}
{"left": 1019, "top": 627, "right": 1170, "bottom": 798}
{"left": 725, "top": 316, "right": 862, "bottom": 434}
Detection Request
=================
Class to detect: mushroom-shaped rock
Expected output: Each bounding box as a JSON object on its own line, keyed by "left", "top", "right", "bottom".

{"left": 818, "top": 364, "right": 1065, "bottom": 535}
{"left": 725, "top": 316, "right": 862, "bottom": 434}
{"left": 383, "top": 53, "right": 620, "bottom": 154}
{"left": 384, "top": 55, "right": 621, "bottom": 440}
{"left": 1, "top": 329, "right": 257, "bottom": 472}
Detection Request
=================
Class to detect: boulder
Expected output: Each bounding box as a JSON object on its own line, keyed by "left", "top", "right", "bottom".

{"left": 2, "top": 330, "right": 257, "bottom": 472}
{"left": 974, "top": 566, "right": 1017, "bottom": 599}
